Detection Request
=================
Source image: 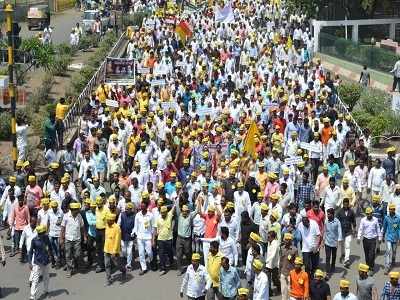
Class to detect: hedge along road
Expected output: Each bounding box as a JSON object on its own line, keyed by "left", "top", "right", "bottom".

{"left": 20, "top": 8, "right": 82, "bottom": 45}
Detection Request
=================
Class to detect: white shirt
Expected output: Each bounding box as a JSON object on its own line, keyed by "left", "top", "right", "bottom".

{"left": 156, "top": 148, "right": 172, "bottom": 171}
{"left": 265, "top": 239, "right": 279, "bottom": 269}
{"left": 37, "top": 208, "right": 50, "bottom": 226}
{"left": 218, "top": 236, "right": 238, "bottom": 266}
{"left": 61, "top": 212, "right": 84, "bottom": 241}
{"left": 297, "top": 219, "right": 321, "bottom": 252}
{"left": 48, "top": 208, "right": 63, "bottom": 237}
{"left": 332, "top": 292, "right": 358, "bottom": 300}
{"left": 180, "top": 264, "right": 207, "bottom": 298}
{"left": 323, "top": 186, "right": 341, "bottom": 210}
{"left": 19, "top": 224, "right": 37, "bottom": 251}
{"left": 368, "top": 167, "right": 386, "bottom": 192}
{"left": 133, "top": 211, "right": 154, "bottom": 240}
{"left": 253, "top": 271, "right": 269, "bottom": 300}
{"left": 233, "top": 190, "right": 251, "bottom": 218}
{"left": 357, "top": 216, "right": 381, "bottom": 240}
{"left": 218, "top": 216, "right": 239, "bottom": 241}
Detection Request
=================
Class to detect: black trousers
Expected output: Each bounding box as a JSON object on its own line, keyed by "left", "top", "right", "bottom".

{"left": 266, "top": 267, "right": 280, "bottom": 293}
{"left": 87, "top": 235, "right": 96, "bottom": 266}
{"left": 176, "top": 236, "right": 191, "bottom": 272}
{"left": 303, "top": 251, "right": 319, "bottom": 277}
{"left": 363, "top": 237, "right": 377, "bottom": 270}
{"left": 158, "top": 239, "right": 174, "bottom": 271}
{"left": 96, "top": 229, "right": 105, "bottom": 269}
{"left": 325, "top": 245, "right": 337, "bottom": 272}
{"left": 310, "top": 158, "right": 320, "bottom": 183}
{"left": 393, "top": 76, "right": 400, "bottom": 92}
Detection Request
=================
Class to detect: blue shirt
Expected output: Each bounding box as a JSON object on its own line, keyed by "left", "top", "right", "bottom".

{"left": 29, "top": 235, "right": 52, "bottom": 266}
{"left": 327, "top": 163, "right": 340, "bottom": 179}
{"left": 381, "top": 282, "right": 400, "bottom": 300}
{"left": 92, "top": 151, "right": 108, "bottom": 172}
{"left": 164, "top": 182, "right": 176, "bottom": 196}
{"left": 324, "top": 217, "right": 343, "bottom": 247}
{"left": 218, "top": 266, "right": 241, "bottom": 298}
{"left": 382, "top": 214, "right": 400, "bottom": 243}
{"left": 86, "top": 211, "right": 96, "bottom": 238}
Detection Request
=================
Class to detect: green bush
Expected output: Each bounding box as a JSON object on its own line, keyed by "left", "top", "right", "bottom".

{"left": 78, "top": 35, "right": 93, "bottom": 50}
{"left": 351, "top": 110, "right": 374, "bottom": 128}
{"left": 334, "top": 38, "right": 353, "bottom": 56}
{"left": 359, "top": 88, "right": 391, "bottom": 115}
{"left": 369, "top": 114, "right": 389, "bottom": 138}
{"left": 56, "top": 43, "right": 75, "bottom": 56}
{"left": 50, "top": 54, "right": 73, "bottom": 76}
{"left": 338, "top": 83, "right": 363, "bottom": 111}
{"left": 0, "top": 112, "right": 11, "bottom": 141}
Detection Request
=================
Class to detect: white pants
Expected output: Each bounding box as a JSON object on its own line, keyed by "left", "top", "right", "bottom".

{"left": 202, "top": 241, "right": 210, "bottom": 263}
{"left": 137, "top": 238, "right": 152, "bottom": 271}
{"left": 340, "top": 235, "right": 352, "bottom": 262}
{"left": 121, "top": 240, "right": 134, "bottom": 267}
{"left": 280, "top": 274, "right": 289, "bottom": 300}
{"left": 30, "top": 264, "right": 49, "bottom": 300}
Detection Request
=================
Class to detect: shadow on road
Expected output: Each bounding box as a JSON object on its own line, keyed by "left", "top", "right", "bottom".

{"left": 38, "top": 288, "right": 69, "bottom": 300}
{"left": 2, "top": 287, "right": 19, "bottom": 297}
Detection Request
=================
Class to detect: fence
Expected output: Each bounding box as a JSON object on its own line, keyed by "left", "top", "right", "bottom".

{"left": 319, "top": 32, "right": 399, "bottom": 73}
{"left": 62, "top": 32, "right": 126, "bottom": 132}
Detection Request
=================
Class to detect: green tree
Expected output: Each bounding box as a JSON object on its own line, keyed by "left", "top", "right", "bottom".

{"left": 20, "top": 37, "right": 55, "bottom": 70}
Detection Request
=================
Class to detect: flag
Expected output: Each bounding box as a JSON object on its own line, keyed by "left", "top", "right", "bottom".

{"left": 243, "top": 121, "right": 260, "bottom": 158}
{"left": 176, "top": 20, "right": 192, "bottom": 41}
{"left": 214, "top": 1, "right": 234, "bottom": 23}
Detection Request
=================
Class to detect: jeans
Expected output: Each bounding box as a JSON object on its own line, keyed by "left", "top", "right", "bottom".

{"left": 65, "top": 240, "right": 81, "bottom": 271}
{"left": 96, "top": 229, "right": 105, "bottom": 269}
{"left": 104, "top": 253, "right": 126, "bottom": 282}
{"left": 176, "top": 236, "right": 191, "bottom": 272}
{"left": 363, "top": 237, "right": 377, "bottom": 270}
{"left": 121, "top": 240, "right": 134, "bottom": 267}
{"left": 158, "top": 239, "right": 174, "bottom": 271}
{"left": 325, "top": 245, "right": 337, "bottom": 272}
{"left": 385, "top": 241, "right": 398, "bottom": 269}
{"left": 302, "top": 251, "right": 319, "bottom": 276}
{"left": 49, "top": 236, "right": 60, "bottom": 262}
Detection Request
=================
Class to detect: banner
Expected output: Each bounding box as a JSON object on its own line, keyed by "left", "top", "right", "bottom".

{"left": 300, "top": 142, "right": 321, "bottom": 153}
{"left": 208, "top": 143, "right": 229, "bottom": 155}
{"left": 196, "top": 106, "right": 215, "bottom": 119}
{"left": 215, "top": 1, "right": 234, "bottom": 23}
{"left": 106, "top": 58, "right": 135, "bottom": 79}
{"left": 151, "top": 79, "right": 166, "bottom": 86}
{"left": 137, "top": 67, "right": 150, "bottom": 74}
{"left": 284, "top": 156, "right": 303, "bottom": 165}
{"left": 106, "top": 99, "right": 119, "bottom": 108}
{"left": 160, "top": 101, "right": 179, "bottom": 111}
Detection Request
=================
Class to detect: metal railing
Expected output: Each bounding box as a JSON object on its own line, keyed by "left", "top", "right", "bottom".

{"left": 335, "top": 91, "right": 365, "bottom": 139}
{"left": 62, "top": 32, "right": 126, "bottom": 132}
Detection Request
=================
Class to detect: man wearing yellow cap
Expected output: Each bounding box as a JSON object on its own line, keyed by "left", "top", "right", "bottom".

{"left": 382, "top": 146, "right": 396, "bottom": 180}
{"left": 337, "top": 198, "right": 357, "bottom": 268}
{"left": 310, "top": 269, "right": 331, "bottom": 300}
{"left": 233, "top": 181, "right": 251, "bottom": 219}
{"left": 279, "top": 232, "right": 297, "bottom": 300}
{"left": 180, "top": 253, "right": 208, "bottom": 299}
{"left": 155, "top": 205, "right": 176, "bottom": 275}
{"left": 0, "top": 176, "right": 21, "bottom": 211}
{"left": 382, "top": 203, "right": 400, "bottom": 274}
{"left": 357, "top": 206, "right": 381, "bottom": 275}
{"left": 289, "top": 257, "right": 309, "bottom": 299}
{"left": 381, "top": 271, "right": 400, "bottom": 300}
{"left": 28, "top": 224, "right": 53, "bottom": 300}
{"left": 104, "top": 213, "right": 126, "bottom": 285}
{"left": 367, "top": 158, "right": 386, "bottom": 196}
{"left": 333, "top": 279, "right": 357, "bottom": 300}
{"left": 252, "top": 258, "right": 269, "bottom": 299}
{"left": 60, "top": 202, "right": 86, "bottom": 278}
{"left": 356, "top": 263, "right": 378, "bottom": 300}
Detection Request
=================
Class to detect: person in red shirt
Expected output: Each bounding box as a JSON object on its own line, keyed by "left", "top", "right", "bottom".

{"left": 199, "top": 205, "right": 221, "bottom": 263}
{"left": 9, "top": 195, "right": 30, "bottom": 260}
{"left": 307, "top": 200, "right": 325, "bottom": 236}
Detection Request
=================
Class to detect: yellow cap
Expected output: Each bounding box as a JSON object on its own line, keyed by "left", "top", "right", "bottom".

{"left": 342, "top": 177, "right": 349, "bottom": 184}
{"left": 297, "top": 161, "right": 305, "bottom": 167}
{"left": 96, "top": 196, "right": 103, "bottom": 204}
{"left": 192, "top": 253, "right": 201, "bottom": 261}
{"left": 268, "top": 172, "right": 277, "bottom": 180}
{"left": 390, "top": 271, "right": 400, "bottom": 279}
{"left": 60, "top": 176, "right": 68, "bottom": 184}
{"left": 348, "top": 160, "right": 355, "bottom": 167}
{"left": 257, "top": 192, "right": 264, "bottom": 199}
{"left": 160, "top": 206, "right": 168, "bottom": 213}
{"left": 70, "top": 202, "right": 81, "bottom": 209}
{"left": 283, "top": 233, "right": 293, "bottom": 240}
{"left": 142, "top": 191, "right": 150, "bottom": 199}
{"left": 358, "top": 263, "right": 369, "bottom": 272}
{"left": 372, "top": 194, "right": 381, "bottom": 202}
{"left": 126, "top": 202, "right": 134, "bottom": 209}
{"left": 237, "top": 181, "right": 244, "bottom": 188}
{"left": 49, "top": 162, "right": 59, "bottom": 169}
{"left": 271, "top": 210, "right": 279, "bottom": 220}
{"left": 389, "top": 203, "right": 396, "bottom": 210}
{"left": 157, "top": 181, "right": 164, "bottom": 189}
{"left": 50, "top": 200, "right": 58, "bottom": 208}
{"left": 294, "top": 257, "right": 303, "bottom": 265}
{"left": 108, "top": 196, "right": 116, "bottom": 204}
{"left": 387, "top": 146, "right": 396, "bottom": 153}
{"left": 258, "top": 162, "right": 265, "bottom": 168}
{"left": 83, "top": 198, "right": 91, "bottom": 205}
{"left": 250, "top": 232, "right": 261, "bottom": 242}
{"left": 41, "top": 198, "right": 50, "bottom": 205}
{"left": 28, "top": 175, "right": 36, "bottom": 182}
{"left": 183, "top": 158, "right": 190, "bottom": 164}
{"left": 106, "top": 213, "right": 116, "bottom": 221}
{"left": 176, "top": 181, "right": 182, "bottom": 188}
{"left": 182, "top": 205, "right": 190, "bottom": 211}
{"left": 365, "top": 207, "right": 373, "bottom": 214}
{"left": 282, "top": 168, "right": 289, "bottom": 175}
{"left": 260, "top": 203, "right": 269, "bottom": 211}
{"left": 16, "top": 160, "right": 24, "bottom": 167}
{"left": 314, "top": 269, "right": 324, "bottom": 277}
{"left": 252, "top": 259, "right": 263, "bottom": 270}
{"left": 340, "top": 279, "right": 350, "bottom": 288}
{"left": 208, "top": 205, "right": 216, "bottom": 212}
{"left": 151, "top": 160, "right": 158, "bottom": 165}
{"left": 270, "top": 193, "right": 279, "bottom": 201}
{"left": 170, "top": 172, "right": 177, "bottom": 178}
{"left": 36, "top": 225, "right": 47, "bottom": 234}
{"left": 322, "top": 164, "right": 328, "bottom": 170}
{"left": 90, "top": 201, "right": 97, "bottom": 208}
{"left": 238, "top": 288, "right": 249, "bottom": 296}
{"left": 9, "top": 176, "right": 16, "bottom": 183}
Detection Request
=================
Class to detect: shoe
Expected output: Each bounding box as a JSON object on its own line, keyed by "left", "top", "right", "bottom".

{"left": 96, "top": 267, "right": 105, "bottom": 273}
{"left": 9, "top": 250, "right": 15, "bottom": 257}
{"left": 66, "top": 271, "right": 72, "bottom": 278}
{"left": 344, "top": 261, "right": 350, "bottom": 268}
{"left": 139, "top": 269, "right": 147, "bottom": 276}
{"left": 160, "top": 270, "right": 167, "bottom": 276}
{"left": 104, "top": 280, "right": 112, "bottom": 286}
{"left": 42, "top": 292, "right": 48, "bottom": 298}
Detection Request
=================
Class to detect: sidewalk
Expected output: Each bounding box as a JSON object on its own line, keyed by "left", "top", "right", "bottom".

{"left": 317, "top": 53, "right": 392, "bottom": 92}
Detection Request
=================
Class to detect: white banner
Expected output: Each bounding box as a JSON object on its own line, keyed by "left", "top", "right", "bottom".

{"left": 215, "top": 1, "right": 234, "bottom": 23}
{"left": 106, "top": 99, "right": 119, "bottom": 108}
{"left": 151, "top": 79, "right": 166, "bottom": 86}
{"left": 137, "top": 67, "right": 150, "bottom": 74}
{"left": 196, "top": 106, "right": 215, "bottom": 119}
{"left": 300, "top": 142, "right": 321, "bottom": 153}
{"left": 284, "top": 156, "right": 303, "bottom": 165}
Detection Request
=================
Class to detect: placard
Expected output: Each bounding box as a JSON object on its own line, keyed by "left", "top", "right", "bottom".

{"left": 151, "top": 79, "right": 166, "bottom": 86}
{"left": 137, "top": 67, "right": 150, "bottom": 74}
{"left": 284, "top": 156, "right": 303, "bottom": 165}
{"left": 106, "top": 99, "right": 119, "bottom": 108}
{"left": 106, "top": 58, "right": 135, "bottom": 79}
{"left": 196, "top": 106, "right": 215, "bottom": 119}
{"left": 300, "top": 142, "right": 321, "bottom": 153}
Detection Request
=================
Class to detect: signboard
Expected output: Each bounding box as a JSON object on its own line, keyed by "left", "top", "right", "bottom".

{"left": 160, "top": 101, "right": 179, "bottom": 111}
{"left": 176, "top": 61, "right": 185, "bottom": 67}
{"left": 106, "top": 57, "right": 135, "bottom": 79}
{"left": 208, "top": 143, "right": 229, "bottom": 155}
{"left": 300, "top": 142, "right": 321, "bottom": 153}
{"left": 196, "top": 106, "right": 215, "bottom": 119}
{"left": 284, "top": 156, "right": 303, "bottom": 165}
{"left": 145, "top": 19, "right": 155, "bottom": 28}
{"left": 151, "top": 79, "right": 166, "bottom": 86}
{"left": 105, "top": 79, "right": 135, "bottom": 86}
{"left": 154, "top": 64, "right": 169, "bottom": 76}
{"left": 137, "top": 67, "right": 150, "bottom": 74}
{"left": 165, "top": 17, "right": 176, "bottom": 24}
{"left": 106, "top": 99, "right": 119, "bottom": 108}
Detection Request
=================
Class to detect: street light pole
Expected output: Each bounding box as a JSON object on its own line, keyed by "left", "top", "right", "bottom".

{"left": 5, "top": 4, "right": 17, "bottom": 170}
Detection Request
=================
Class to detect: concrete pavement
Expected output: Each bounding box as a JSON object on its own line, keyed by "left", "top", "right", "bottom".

{"left": 0, "top": 226, "right": 394, "bottom": 300}
{"left": 20, "top": 9, "right": 82, "bottom": 44}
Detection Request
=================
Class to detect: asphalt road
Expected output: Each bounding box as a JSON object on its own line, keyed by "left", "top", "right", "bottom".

{"left": 0, "top": 226, "right": 394, "bottom": 300}
{"left": 20, "top": 9, "right": 82, "bottom": 45}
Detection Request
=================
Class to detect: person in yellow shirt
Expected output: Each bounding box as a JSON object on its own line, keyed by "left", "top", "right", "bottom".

{"left": 155, "top": 205, "right": 175, "bottom": 275}
{"left": 95, "top": 83, "right": 109, "bottom": 104}
{"left": 55, "top": 97, "right": 69, "bottom": 146}
{"left": 104, "top": 213, "right": 126, "bottom": 285}
{"left": 256, "top": 162, "right": 268, "bottom": 191}
{"left": 340, "top": 177, "right": 356, "bottom": 208}
{"left": 96, "top": 196, "right": 109, "bottom": 273}
{"left": 206, "top": 240, "right": 223, "bottom": 299}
